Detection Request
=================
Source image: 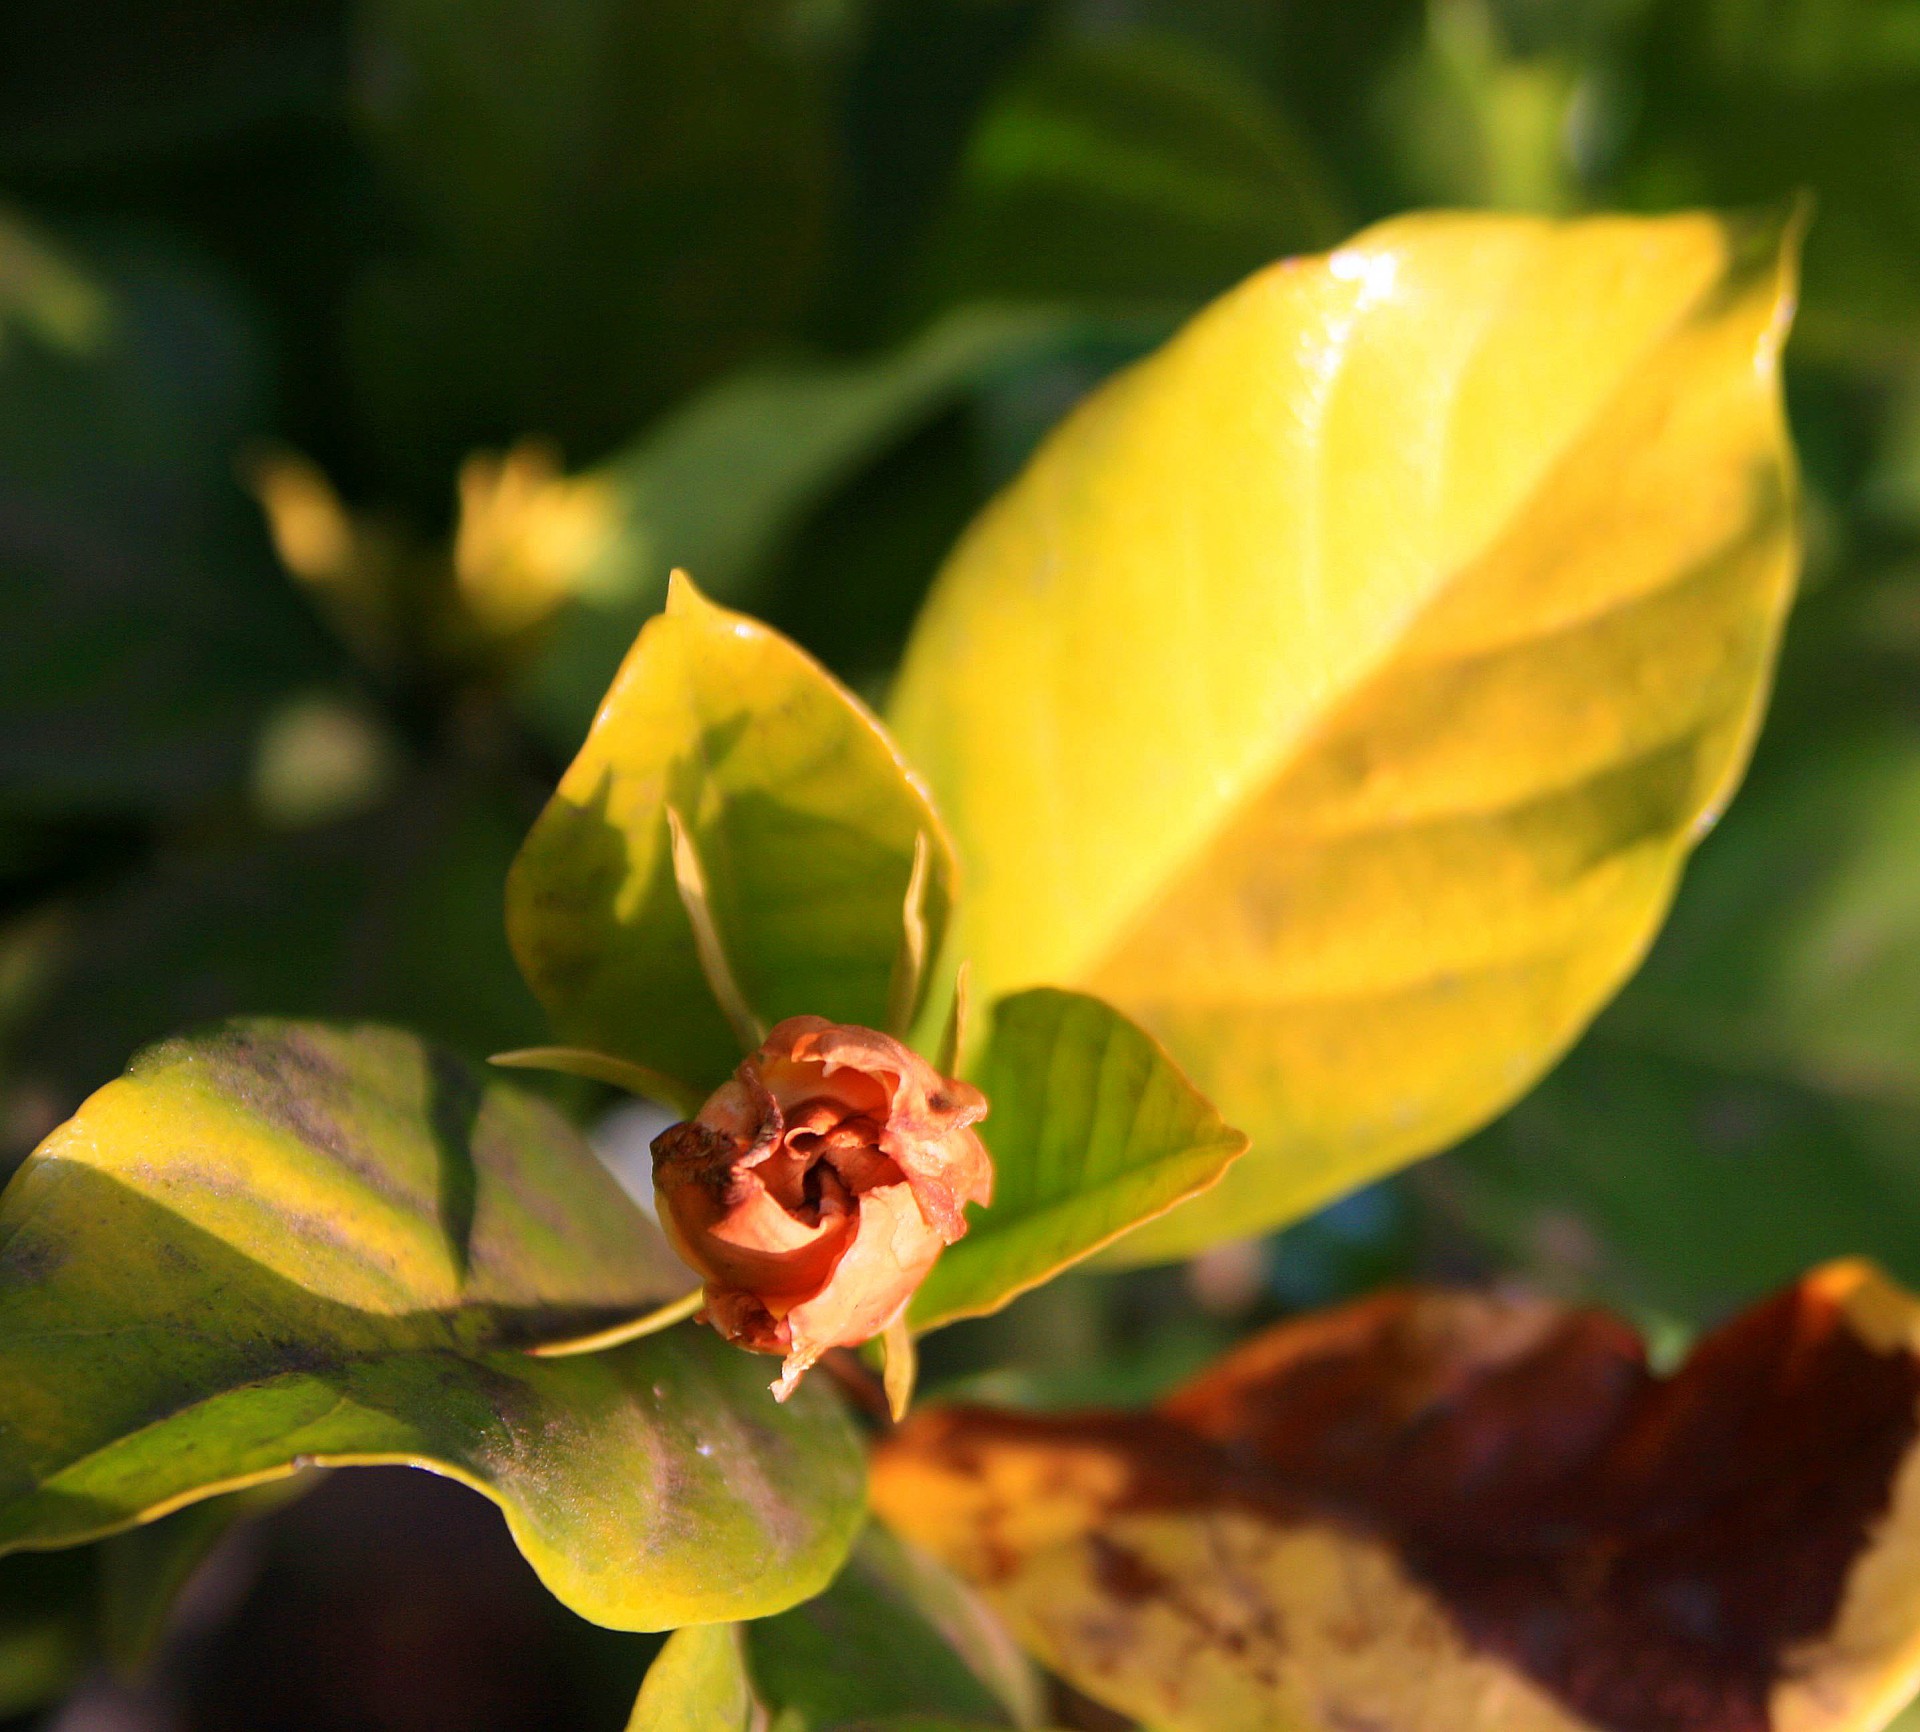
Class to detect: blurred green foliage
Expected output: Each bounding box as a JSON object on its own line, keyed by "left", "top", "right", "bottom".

{"left": 6, "top": 0, "right": 1920, "bottom": 1723}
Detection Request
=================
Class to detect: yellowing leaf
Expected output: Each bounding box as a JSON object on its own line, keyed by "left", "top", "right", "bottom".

{"left": 909, "top": 989, "right": 1247, "bottom": 1332}
{"left": 876, "top": 1262, "right": 1920, "bottom": 1732}
{"left": 508, "top": 572, "right": 954, "bottom": 1105}
{"left": 889, "top": 209, "right": 1802, "bottom": 1259}
{"left": 627, "top": 1624, "right": 758, "bottom": 1732}
{"left": 0, "top": 1021, "right": 865, "bottom": 1630}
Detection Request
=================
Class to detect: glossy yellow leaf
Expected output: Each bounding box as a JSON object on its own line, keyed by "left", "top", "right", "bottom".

{"left": 889, "top": 209, "right": 1802, "bottom": 1258}
{"left": 509, "top": 572, "right": 954, "bottom": 1104}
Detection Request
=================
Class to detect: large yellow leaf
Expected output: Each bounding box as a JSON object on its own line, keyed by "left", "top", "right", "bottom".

{"left": 889, "top": 208, "right": 1802, "bottom": 1259}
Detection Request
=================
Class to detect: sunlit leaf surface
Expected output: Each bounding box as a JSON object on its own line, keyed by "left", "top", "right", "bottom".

{"left": 878, "top": 1262, "right": 1920, "bottom": 1732}
{"left": 0, "top": 1021, "right": 864, "bottom": 1629}
{"left": 509, "top": 573, "right": 954, "bottom": 1105}
{"left": 627, "top": 1623, "right": 758, "bottom": 1732}
{"left": 891, "top": 208, "right": 1802, "bottom": 1258}
{"left": 910, "top": 989, "right": 1246, "bottom": 1331}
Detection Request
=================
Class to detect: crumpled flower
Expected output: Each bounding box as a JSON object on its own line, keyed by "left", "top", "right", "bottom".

{"left": 651, "top": 1016, "right": 991, "bottom": 1398}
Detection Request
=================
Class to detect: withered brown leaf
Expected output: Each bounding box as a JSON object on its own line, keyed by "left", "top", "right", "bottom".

{"left": 874, "top": 1262, "right": 1920, "bottom": 1732}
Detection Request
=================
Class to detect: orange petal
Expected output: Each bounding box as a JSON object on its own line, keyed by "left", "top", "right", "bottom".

{"left": 657, "top": 1162, "right": 851, "bottom": 1308}
{"left": 773, "top": 1181, "right": 944, "bottom": 1399}
{"left": 757, "top": 1015, "right": 993, "bottom": 1234}
{"left": 873, "top": 1261, "right": 1920, "bottom": 1732}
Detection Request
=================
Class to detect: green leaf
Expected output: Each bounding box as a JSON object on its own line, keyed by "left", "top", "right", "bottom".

{"left": 0, "top": 1020, "right": 865, "bottom": 1629}
{"left": 747, "top": 1523, "right": 1044, "bottom": 1729}
{"left": 0, "top": 204, "right": 110, "bottom": 352}
{"left": 920, "top": 29, "right": 1344, "bottom": 307}
{"left": 628, "top": 1623, "right": 758, "bottom": 1732}
{"left": 509, "top": 574, "right": 956, "bottom": 1104}
{"left": 1435, "top": 716, "right": 1920, "bottom": 1322}
{"left": 521, "top": 306, "right": 1101, "bottom": 748}
{"left": 910, "top": 990, "right": 1246, "bottom": 1332}
{"left": 0, "top": 1482, "right": 301, "bottom": 1709}
{"left": 833, "top": 1722, "right": 1040, "bottom": 1731}
{"left": 890, "top": 209, "right": 1802, "bottom": 1261}
{"left": 1621, "top": 0, "right": 1920, "bottom": 360}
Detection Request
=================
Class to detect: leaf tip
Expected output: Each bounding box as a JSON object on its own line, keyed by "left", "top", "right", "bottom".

{"left": 882, "top": 1312, "right": 918, "bottom": 1423}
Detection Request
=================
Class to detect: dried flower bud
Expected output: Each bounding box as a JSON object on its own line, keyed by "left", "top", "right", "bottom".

{"left": 651, "top": 1016, "right": 991, "bottom": 1399}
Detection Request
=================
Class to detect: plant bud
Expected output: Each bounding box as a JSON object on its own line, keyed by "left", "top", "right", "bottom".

{"left": 652, "top": 1016, "right": 991, "bottom": 1399}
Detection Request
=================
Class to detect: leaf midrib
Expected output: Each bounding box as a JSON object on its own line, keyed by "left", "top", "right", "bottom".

{"left": 1054, "top": 242, "right": 1740, "bottom": 994}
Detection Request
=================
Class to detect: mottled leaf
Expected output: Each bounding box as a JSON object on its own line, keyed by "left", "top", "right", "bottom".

{"left": 0, "top": 1021, "right": 864, "bottom": 1629}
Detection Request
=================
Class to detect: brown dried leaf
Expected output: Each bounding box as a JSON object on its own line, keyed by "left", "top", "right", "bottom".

{"left": 874, "top": 1262, "right": 1920, "bottom": 1732}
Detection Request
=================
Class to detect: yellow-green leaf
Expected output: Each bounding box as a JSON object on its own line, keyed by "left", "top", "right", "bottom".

{"left": 909, "top": 990, "right": 1246, "bottom": 1331}
{"left": 889, "top": 208, "right": 1802, "bottom": 1259}
{"left": 746, "top": 1522, "right": 1045, "bottom": 1728}
{"left": 509, "top": 572, "right": 955, "bottom": 1105}
{"left": 0, "top": 1021, "right": 865, "bottom": 1629}
{"left": 627, "top": 1624, "right": 757, "bottom": 1732}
